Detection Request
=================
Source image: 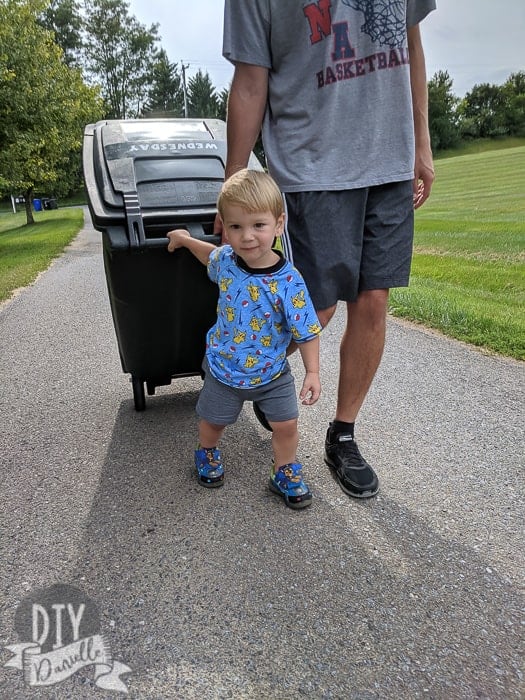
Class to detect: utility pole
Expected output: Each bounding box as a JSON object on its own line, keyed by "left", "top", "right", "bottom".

{"left": 181, "top": 62, "right": 189, "bottom": 118}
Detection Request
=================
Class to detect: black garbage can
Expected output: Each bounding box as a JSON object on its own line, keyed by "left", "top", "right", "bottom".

{"left": 82, "top": 118, "right": 262, "bottom": 410}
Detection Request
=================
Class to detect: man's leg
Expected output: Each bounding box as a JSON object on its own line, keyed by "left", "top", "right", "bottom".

{"left": 324, "top": 289, "right": 388, "bottom": 499}
{"left": 336, "top": 289, "right": 388, "bottom": 422}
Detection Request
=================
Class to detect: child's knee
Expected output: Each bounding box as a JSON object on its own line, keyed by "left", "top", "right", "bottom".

{"left": 270, "top": 417, "right": 298, "bottom": 438}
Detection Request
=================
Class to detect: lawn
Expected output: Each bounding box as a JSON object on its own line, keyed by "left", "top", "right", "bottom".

{"left": 0, "top": 207, "right": 84, "bottom": 303}
{"left": 390, "top": 146, "right": 525, "bottom": 360}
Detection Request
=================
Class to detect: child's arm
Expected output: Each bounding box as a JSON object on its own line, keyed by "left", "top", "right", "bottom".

{"left": 166, "top": 228, "right": 215, "bottom": 266}
{"left": 297, "top": 336, "right": 321, "bottom": 406}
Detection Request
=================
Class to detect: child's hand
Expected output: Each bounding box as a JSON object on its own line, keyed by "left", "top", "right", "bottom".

{"left": 299, "top": 372, "right": 321, "bottom": 406}
{"left": 166, "top": 228, "right": 190, "bottom": 252}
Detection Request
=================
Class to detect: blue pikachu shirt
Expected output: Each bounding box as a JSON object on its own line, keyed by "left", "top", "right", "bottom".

{"left": 205, "top": 245, "right": 321, "bottom": 388}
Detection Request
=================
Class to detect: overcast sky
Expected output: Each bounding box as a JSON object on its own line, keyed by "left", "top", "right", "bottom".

{"left": 129, "top": 0, "right": 525, "bottom": 97}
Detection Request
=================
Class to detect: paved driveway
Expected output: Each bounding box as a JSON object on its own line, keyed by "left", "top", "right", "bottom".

{"left": 1, "top": 209, "right": 523, "bottom": 699}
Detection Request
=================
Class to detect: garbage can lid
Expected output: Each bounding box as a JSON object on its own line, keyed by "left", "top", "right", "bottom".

{"left": 83, "top": 119, "right": 263, "bottom": 230}
{"left": 85, "top": 119, "right": 232, "bottom": 221}
{"left": 113, "top": 119, "right": 225, "bottom": 142}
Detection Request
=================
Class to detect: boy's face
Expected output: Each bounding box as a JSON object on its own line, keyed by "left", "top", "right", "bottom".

{"left": 220, "top": 204, "right": 284, "bottom": 268}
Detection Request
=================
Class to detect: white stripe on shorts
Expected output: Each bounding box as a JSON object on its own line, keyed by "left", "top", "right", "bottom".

{"left": 281, "top": 195, "right": 294, "bottom": 264}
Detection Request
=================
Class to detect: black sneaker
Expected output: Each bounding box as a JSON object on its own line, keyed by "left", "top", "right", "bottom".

{"left": 253, "top": 401, "right": 273, "bottom": 431}
{"left": 324, "top": 426, "right": 379, "bottom": 498}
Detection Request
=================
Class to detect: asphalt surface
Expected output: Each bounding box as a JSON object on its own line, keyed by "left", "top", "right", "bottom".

{"left": 0, "top": 209, "right": 523, "bottom": 699}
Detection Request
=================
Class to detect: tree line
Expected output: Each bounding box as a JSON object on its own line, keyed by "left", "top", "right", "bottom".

{"left": 1, "top": 0, "right": 524, "bottom": 224}
{"left": 428, "top": 70, "right": 525, "bottom": 150}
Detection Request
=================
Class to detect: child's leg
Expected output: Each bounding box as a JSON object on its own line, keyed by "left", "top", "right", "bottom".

{"left": 269, "top": 418, "right": 299, "bottom": 471}
{"left": 269, "top": 418, "right": 312, "bottom": 509}
{"left": 198, "top": 419, "right": 226, "bottom": 449}
{"left": 195, "top": 419, "right": 227, "bottom": 488}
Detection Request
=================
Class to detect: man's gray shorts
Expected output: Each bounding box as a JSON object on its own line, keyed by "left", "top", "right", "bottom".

{"left": 284, "top": 180, "right": 414, "bottom": 309}
{"left": 196, "top": 359, "right": 298, "bottom": 426}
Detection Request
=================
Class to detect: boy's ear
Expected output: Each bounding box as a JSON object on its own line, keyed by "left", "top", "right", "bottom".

{"left": 274, "top": 212, "right": 286, "bottom": 237}
{"left": 216, "top": 214, "right": 228, "bottom": 243}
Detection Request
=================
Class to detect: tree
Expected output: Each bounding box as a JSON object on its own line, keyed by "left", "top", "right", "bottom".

{"left": 39, "top": 0, "right": 83, "bottom": 67}
{"left": 216, "top": 86, "right": 229, "bottom": 122}
{"left": 459, "top": 82, "right": 508, "bottom": 138}
{"left": 143, "top": 49, "right": 184, "bottom": 117}
{"left": 83, "top": 0, "right": 160, "bottom": 118}
{"left": 187, "top": 69, "right": 219, "bottom": 119}
{"left": 427, "top": 70, "right": 460, "bottom": 151}
{"left": 0, "top": 0, "right": 103, "bottom": 224}
{"left": 501, "top": 72, "right": 525, "bottom": 136}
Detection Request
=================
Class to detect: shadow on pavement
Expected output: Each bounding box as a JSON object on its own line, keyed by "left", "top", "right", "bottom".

{"left": 50, "top": 391, "right": 525, "bottom": 699}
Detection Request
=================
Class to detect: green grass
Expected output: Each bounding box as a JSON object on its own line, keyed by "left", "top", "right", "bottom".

{"left": 435, "top": 136, "right": 525, "bottom": 161}
{"left": 0, "top": 208, "right": 84, "bottom": 303}
{"left": 1, "top": 143, "right": 524, "bottom": 360}
{"left": 390, "top": 146, "right": 525, "bottom": 360}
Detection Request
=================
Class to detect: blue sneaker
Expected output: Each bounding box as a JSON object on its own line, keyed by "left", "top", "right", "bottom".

{"left": 269, "top": 463, "right": 312, "bottom": 509}
{"left": 195, "top": 447, "right": 224, "bottom": 488}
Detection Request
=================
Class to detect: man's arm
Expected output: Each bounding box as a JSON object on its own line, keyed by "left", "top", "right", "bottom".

{"left": 225, "top": 63, "right": 269, "bottom": 179}
{"left": 408, "top": 24, "right": 434, "bottom": 208}
{"left": 214, "top": 62, "right": 269, "bottom": 239}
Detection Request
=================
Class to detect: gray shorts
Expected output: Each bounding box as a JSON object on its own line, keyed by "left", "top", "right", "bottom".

{"left": 284, "top": 181, "right": 414, "bottom": 309}
{"left": 196, "top": 359, "right": 298, "bottom": 426}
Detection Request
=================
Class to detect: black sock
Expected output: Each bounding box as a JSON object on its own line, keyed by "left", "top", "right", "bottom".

{"left": 329, "top": 420, "right": 355, "bottom": 437}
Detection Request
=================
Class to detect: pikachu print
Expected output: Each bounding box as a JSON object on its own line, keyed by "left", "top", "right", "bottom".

{"left": 205, "top": 245, "right": 321, "bottom": 388}
{"left": 247, "top": 282, "right": 260, "bottom": 301}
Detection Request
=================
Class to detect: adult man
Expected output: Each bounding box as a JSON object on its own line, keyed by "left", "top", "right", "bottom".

{"left": 222, "top": 0, "right": 436, "bottom": 498}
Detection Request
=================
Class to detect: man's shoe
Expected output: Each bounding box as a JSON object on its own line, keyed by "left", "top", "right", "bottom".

{"left": 253, "top": 401, "right": 273, "bottom": 431}
{"left": 269, "top": 463, "right": 312, "bottom": 509}
{"left": 194, "top": 447, "right": 224, "bottom": 488}
{"left": 324, "top": 427, "right": 379, "bottom": 498}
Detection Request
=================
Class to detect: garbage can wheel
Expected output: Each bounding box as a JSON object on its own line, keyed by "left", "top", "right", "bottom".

{"left": 132, "top": 376, "right": 146, "bottom": 411}
{"left": 146, "top": 380, "right": 156, "bottom": 396}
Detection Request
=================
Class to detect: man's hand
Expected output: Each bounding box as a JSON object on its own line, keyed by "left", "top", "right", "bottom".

{"left": 413, "top": 152, "right": 435, "bottom": 209}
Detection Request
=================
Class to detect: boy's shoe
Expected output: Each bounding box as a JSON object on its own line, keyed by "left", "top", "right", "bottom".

{"left": 269, "top": 463, "right": 312, "bottom": 509}
{"left": 253, "top": 401, "right": 273, "bottom": 431}
{"left": 324, "top": 426, "right": 379, "bottom": 498}
{"left": 194, "top": 447, "right": 224, "bottom": 488}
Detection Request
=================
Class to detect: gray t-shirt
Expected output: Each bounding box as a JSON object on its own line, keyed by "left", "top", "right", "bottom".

{"left": 223, "top": 0, "right": 436, "bottom": 192}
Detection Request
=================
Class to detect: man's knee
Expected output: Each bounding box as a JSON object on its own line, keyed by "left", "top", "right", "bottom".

{"left": 344, "top": 290, "right": 389, "bottom": 334}
{"left": 356, "top": 289, "right": 389, "bottom": 316}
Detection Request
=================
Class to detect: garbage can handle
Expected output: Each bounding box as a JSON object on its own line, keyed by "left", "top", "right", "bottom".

{"left": 123, "top": 192, "right": 146, "bottom": 248}
{"left": 139, "top": 222, "right": 221, "bottom": 249}
{"left": 122, "top": 190, "right": 220, "bottom": 250}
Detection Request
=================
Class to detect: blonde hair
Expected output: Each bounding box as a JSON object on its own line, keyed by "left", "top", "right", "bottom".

{"left": 217, "top": 169, "right": 284, "bottom": 220}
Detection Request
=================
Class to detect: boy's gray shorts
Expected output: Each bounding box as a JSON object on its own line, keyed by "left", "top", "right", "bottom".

{"left": 196, "top": 359, "right": 298, "bottom": 426}
{"left": 284, "top": 180, "right": 414, "bottom": 309}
